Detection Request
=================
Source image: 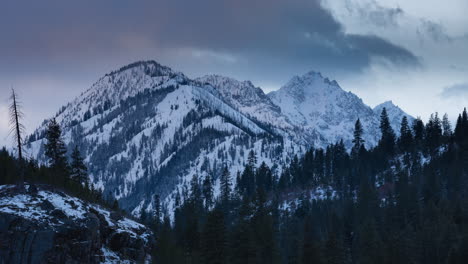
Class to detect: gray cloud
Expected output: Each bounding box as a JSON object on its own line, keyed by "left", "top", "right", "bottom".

{"left": 341, "top": 0, "right": 404, "bottom": 28}
{"left": 0, "top": 0, "right": 420, "bottom": 76}
{"left": 0, "top": 0, "right": 428, "bottom": 146}
{"left": 417, "top": 20, "right": 453, "bottom": 43}
{"left": 440, "top": 83, "right": 468, "bottom": 98}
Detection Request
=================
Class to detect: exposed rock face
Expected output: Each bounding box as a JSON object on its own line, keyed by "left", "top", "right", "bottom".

{"left": 0, "top": 185, "right": 153, "bottom": 263}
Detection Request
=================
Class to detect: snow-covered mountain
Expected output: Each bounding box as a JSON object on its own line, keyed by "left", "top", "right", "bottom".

{"left": 268, "top": 71, "right": 413, "bottom": 148}
{"left": 25, "top": 61, "right": 412, "bottom": 215}
{"left": 373, "top": 100, "right": 414, "bottom": 133}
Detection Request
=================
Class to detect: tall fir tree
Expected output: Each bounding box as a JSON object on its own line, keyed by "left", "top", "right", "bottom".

{"left": 425, "top": 113, "right": 443, "bottom": 155}
{"left": 398, "top": 116, "right": 413, "bottom": 152}
{"left": 379, "top": 107, "right": 396, "bottom": 155}
{"left": 45, "top": 118, "right": 68, "bottom": 170}
{"left": 412, "top": 117, "right": 425, "bottom": 144}
{"left": 70, "top": 145, "right": 88, "bottom": 185}
{"left": 442, "top": 113, "right": 452, "bottom": 138}
{"left": 352, "top": 118, "right": 365, "bottom": 156}
{"left": 202, "top": 175, "right": 214, "bottom": 209}
{"left": 220, "top": 166, "right": 231, "bottom": 206}
{"left": 153, "top": 194, "right": 161, "bottom": 224}
{"left": 201, "top": 207, "right": 227, "bottom": 264}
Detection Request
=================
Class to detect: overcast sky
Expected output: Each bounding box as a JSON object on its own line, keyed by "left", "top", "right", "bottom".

{"left": 1, "top": 0, "right": 467, "bottom": 146}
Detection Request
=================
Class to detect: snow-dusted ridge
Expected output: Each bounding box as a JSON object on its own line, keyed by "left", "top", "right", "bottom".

{"left": 24, "top": 60, "right": 413, "bottom": 216}
{"left": 0, "top": 184, "right": 152, "bottom": 263}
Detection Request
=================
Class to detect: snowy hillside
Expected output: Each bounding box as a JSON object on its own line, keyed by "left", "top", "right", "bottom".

{"left": 0, "top": 184, "right": 152, "bottom": 263}
{"left": 373, "top": 100, "right": 415, "bottom": 133}
{"left": 269, "top": 71, "right": 413, "bottom": 148}
{"left": 24, "top": 61, "right": 412, "bottom": 216}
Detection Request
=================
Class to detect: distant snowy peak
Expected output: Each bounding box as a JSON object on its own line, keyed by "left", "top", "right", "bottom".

{"left": 196, "top": 74, "right": 301, "bottom": 140}
{"left": 270, "top": 71, "right": 341, "bottom": 104}
{"left": 373, "top": 100, "right": 403, "bottom": 115}
{"left": 373, "top": 100, "right": 414, "bottom": 131}
{"left": 268, "top": 70, "right": 392, "bottom": 148}
{"left": 52, "top": 60, "right": 189, "bottom": 129}
{"left": 84, "top": 60, "right": 187, "bottom": 103}
{"left": 25, "top": 60, "right": 415, "bottom": 217}
{"left": 196, "top": 74, "right": 279, "bottom": 111}
{"left": 107, "top": 60, "right": 176, "bottom": 78}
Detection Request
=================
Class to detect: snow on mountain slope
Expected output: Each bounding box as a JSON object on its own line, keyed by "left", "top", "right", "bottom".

{"left": 0, "top": 184, "right": 152, "bottom": 263}
{"left": 24, "top": 61, "right": 411, "bottom": 216}
{"left": 25, "top": 61, "right": 300, "bottom": 215}
{"left": 269, "top": 71, "right": 413, "bottom": 148}
{"left": 196, "top": 75, "right": 307, "bottom": 143}
{"left": 373, "top": 100, "right": 415, "bottom": 132}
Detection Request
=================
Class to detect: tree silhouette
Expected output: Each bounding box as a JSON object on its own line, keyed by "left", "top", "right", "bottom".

{"left": 9, "top": 88, "right": 25, "bottom": 188}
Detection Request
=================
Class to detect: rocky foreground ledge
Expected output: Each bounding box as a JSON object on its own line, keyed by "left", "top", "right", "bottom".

{"left": 0, "top": 184, "right": 153, "bottom": 263}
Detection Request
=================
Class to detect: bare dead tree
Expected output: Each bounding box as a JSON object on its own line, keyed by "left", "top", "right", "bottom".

{"left": 9, "top": 88, "right": 25, "bottom": 187}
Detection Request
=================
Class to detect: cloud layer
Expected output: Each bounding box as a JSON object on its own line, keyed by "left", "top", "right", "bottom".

{"left": 441, "top": 83, "right": 468, "bottom": 98}
{"left": 0, "top": 0, "right": 467, "bottom": 146}
{"left": 0, "top": 0, "right": 419, "bottom": 75}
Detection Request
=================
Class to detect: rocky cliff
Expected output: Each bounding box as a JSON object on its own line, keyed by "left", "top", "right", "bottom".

{"left": 0, "top": 184, "right": 153, "bottom": 263}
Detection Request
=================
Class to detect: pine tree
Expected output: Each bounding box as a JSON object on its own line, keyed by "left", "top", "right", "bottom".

{"left": 426, "top": 113, "right": 443, "bottom": 155}
{"left": 454, "top": 114, "right": 463, "bottom": 142}
{"left": 153, "top": 194, "right": 161, "bottom": 223}
{"left": 202, "top": 207, "right": 227, "bottom": 264}
{"left": 247, "top": 150, "right": 257, "bottom": 168}
{"left": 190, "top": 174, "right": 202, "bottom": 205}
{"left": 231, "top": 196, "right": 255, "bottom": 264}
{"left": 412, "top": 117, "right": 425, "bottom": 144}
{"left": 352, "top": 118, "right": 365, "bottom": 156}
{"left": 70, "top": 146, "right": 88, "bottom": 185}
{"left": 153, "top": 217, "right": 179, "bottom": 263}
{"left": 220, "top": 166, "right": 231, "bottom": 206}
{"left": 398, "top": 116, "right": 413, "bottom": 152}
{"left": 255, "top": 162, "right": 269, "bottom": 192}
{"left": 45, "top": 118, "right": 68, "bottom": 170}
{"left": 379, "top": 107, "right": 396, "bottom": 155}
{"left": 463, "top": 107, "right": 468, "bottom": 123}
{"left": 240, "top": 161, "right": 255, "bottom": 197}
{"left": 442, "top": 113, "right": 452, "bottom": 138}
{"left": 202, "top": 175, "right": 214, "bottom": 209}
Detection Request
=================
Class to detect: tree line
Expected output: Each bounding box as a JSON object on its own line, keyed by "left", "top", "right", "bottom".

{"left": 1, "top": 116, "right": 105, "bottom": 204}
{"left": 145, "top": 107, "right": 468, "bottom": 264}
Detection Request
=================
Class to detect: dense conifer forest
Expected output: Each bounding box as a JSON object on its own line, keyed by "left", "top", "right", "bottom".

{"left": 0, "top": 118, "right": 107, "bottom": 206}
{"left": 2, "top": 107, "right": 468, "bottom": 263}
{"left": 145, "top": 108, "right": 468, "bottom": 264}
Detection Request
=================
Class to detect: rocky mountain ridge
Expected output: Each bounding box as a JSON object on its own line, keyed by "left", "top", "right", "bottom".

{"left": 24, "top": 60, "right": 413, "bottom": 216}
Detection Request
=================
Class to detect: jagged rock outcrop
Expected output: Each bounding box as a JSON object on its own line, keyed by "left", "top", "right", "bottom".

{"left": 0, "top": 184, "right": 153, "bottom": 264}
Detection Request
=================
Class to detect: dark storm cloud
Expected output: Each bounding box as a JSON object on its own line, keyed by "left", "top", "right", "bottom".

{"left": 0, "top": 0, "right": 420, "bottom": 76}
{"left": 440, "top": 83, "right": 468, "bottom": 98}
{"left": 342, "top": 0, "right": 404, "bottom": 28}
{"left": 417, "top": 20, "right": 452, "bottom": 43}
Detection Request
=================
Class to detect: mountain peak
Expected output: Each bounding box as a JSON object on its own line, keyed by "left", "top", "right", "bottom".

{"left": 197, "top": 74, "right": 254, "bottom": 90}
{"left": 106, "top": 60, "right": 176, "bottom": 78}
{"left": 270, "top": 71, "right": 341, "bottom": 104}
{"left": 291, "top": 71, "right": 340, "bottom": 87}
{"left": 196, "top": 74, "right": 273, "bottom": 108}
{"left": 373, "top": 100, "right": 414, "bottom": 131}
{"left": 374, "top": 100, "right": 396, "bottom": 110}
